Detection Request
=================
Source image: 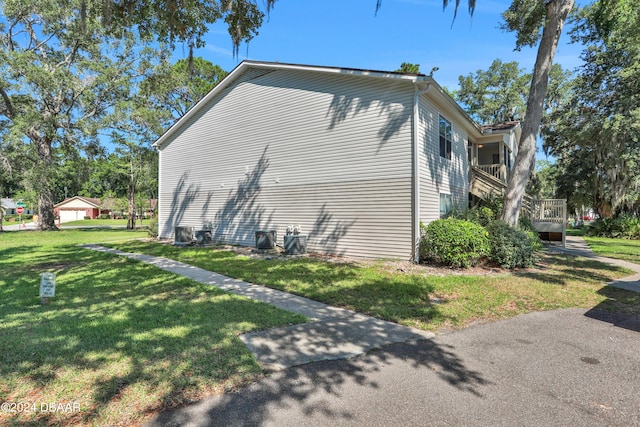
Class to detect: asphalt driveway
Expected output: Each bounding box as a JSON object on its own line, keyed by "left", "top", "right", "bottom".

{"left": 147, "top": 308, "right": 640, "bottom": 426}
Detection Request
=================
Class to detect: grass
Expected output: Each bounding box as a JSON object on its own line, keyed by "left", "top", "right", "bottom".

{"left": 583, "top": 236, "right": 640, "bottom": 264}
{"left": 62, "top": 218, "right": 148, "bottom": 227}
{"left": 565, "top": 227, "right": 585, "bottom": 237}
{"left": 0, "top": 230, "right": 306, "bottom": 426}
{"left": 107, "top": 241, "right": 640, "bottom": 332}
{"left": 566, "top": 225, "right": 640, "bottom": 264}
{"left": 3, "top": 228, "right": 639, "bottom": 426}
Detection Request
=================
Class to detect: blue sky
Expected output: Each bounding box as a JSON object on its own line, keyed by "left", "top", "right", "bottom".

{"left": 190, "top": 0, "right": 586, "bottom": 91}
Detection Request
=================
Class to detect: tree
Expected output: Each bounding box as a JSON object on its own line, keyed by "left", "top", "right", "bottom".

{"left": 101, "top": 40, "right": 165, "bottom": 229}
{"left": 455, "top": 59, "right": 530, "bottom": 124}
{"left": 526, "top": 159, "right": 557, "bottom": 199}
{"left": 91, "top": 0, "right": 277, "bottom": 58}
{"left": 376, "top": 0, "right": 575, "bottom": 225}
{"left": 1, "top": 1, "right": 274, "bottom": 231}
{"left": 0, "top": 151, "right": 10, "bottom": 231}
{"left": 499, "top": 0, "right": 575, "bottom": 225}
{"left": 543, "top": 0, "right": 640, "bottom": 215}
{"left": 455, "top": 59, "right": 572, "bottom": 126}
{"left": 0, "top": 1, "right": 145, "bottom": 229}
{"left": 141, "top": 56, "right": 228, "bottom": 129}
{"left": 396, "top": 62, "right": 421, "bottom": 74}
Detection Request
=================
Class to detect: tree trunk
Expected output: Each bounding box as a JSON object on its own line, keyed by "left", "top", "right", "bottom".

{"left": 0, "top": 184, "right": 4, "bottom": 232}
{"left": 501, "top": 0, "right": 574, "bottom": 226}
{"left": 34, "top": 135, "right": 59, "bottom": 230}
{"left": 127, "top": 181, "right": 136, "bottom": 230}
{"left": 127, "top": 152, "right": 136, "bottom": 230}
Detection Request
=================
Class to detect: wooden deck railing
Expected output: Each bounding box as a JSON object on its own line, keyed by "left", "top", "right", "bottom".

{"left": 475, "top": 164, "right": 507, "bottom": 183}
{"left": 529, "top": 199, "right": 566, "bottom": 223}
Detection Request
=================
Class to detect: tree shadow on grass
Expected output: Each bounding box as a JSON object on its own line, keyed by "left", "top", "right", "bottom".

{"left": 2, "top": 242, "right": 490, "bottom": 426}
{"left": 511, "top": 252, "right": 629, "bottom": 286}
{"left": 0, "top": 247, "right": 305, "bottom": 426}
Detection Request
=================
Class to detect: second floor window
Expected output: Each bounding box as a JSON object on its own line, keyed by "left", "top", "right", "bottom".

{"left": 439, "top": 116, "right": 452, "bottom": 160}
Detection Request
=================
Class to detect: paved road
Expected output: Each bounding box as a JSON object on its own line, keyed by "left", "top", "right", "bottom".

{"left": 147, "top": 308, "right": 640, "bottom": 426}
{"left": 1, "top": 222, "right": 37, "bottom": 231}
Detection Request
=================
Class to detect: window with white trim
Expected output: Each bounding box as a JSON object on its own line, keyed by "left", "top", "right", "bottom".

{"left": 439, "top": 193, "right": 453, "bottom": 218}
{"left": 439, "top": 116, "right": 452, "bottom": 160}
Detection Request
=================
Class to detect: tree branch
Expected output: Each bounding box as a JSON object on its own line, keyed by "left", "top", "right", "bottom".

{"left": 0, "top": 87, "right": 16, "bottom": 119}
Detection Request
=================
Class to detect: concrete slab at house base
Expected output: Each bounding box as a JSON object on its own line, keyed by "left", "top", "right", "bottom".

{"left": 81, "top": 245, "right": 433, "bottom": 370}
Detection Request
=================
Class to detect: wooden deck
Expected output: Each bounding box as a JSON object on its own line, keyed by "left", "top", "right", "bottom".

{"left": 529, "top": 199, "right": 567, "bottom": 247}
{"left": 470, "top": 168, "right": 567, "bottom": 247}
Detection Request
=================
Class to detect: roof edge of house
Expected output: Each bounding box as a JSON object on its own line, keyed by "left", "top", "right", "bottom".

{"left": 54, "top": 196, "right": 101, "bottom": 208}
{"left": 152, "top": 60, "right": 433, "bottom": 150}
{"left": 151, "top": 60, "right": 513, "bottom": 149}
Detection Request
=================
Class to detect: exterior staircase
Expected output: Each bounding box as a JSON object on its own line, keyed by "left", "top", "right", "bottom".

{"left": 469, "top": 166, "right": 565, "bottom": 246}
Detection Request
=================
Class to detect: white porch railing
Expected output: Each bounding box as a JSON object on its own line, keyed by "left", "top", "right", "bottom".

{"left": 529, "top": 199, "right": 566, "bottom": 247}
{"left": 530, "top": 199, "right": 566, "bottom": 223}
{"left": 475, "top": 164, "right": 507, "bottom": 182}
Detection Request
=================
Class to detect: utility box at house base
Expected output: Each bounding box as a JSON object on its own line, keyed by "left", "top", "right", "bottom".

{"left": 284, "top": 235, "right": 307, "bottom": 255}
{"left": 174, "top": 226, "right": 194, "bottom": 245}
{"left": 195, "top": 229, "right": 212, "bottom": 245}
{"left": 255, "top": 230, "right": 277, "bottom": 249}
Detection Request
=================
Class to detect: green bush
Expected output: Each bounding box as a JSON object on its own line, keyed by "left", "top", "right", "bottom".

{"left": 420, "top": 219, "right": 490, "bottom": 268}
{"left": 588, "top": 214, "right": 640, "bottom": 239}
{"left": 467, "top": 205, "right": 495, "bottom": 227}
{"left": 99, "top": 213, "right": 110, "bottom": 220}
{"left": 148, "top": 216, "right": 158, "bottom": 238}
{"left": 486, "top": 221, "right": 540, "bottom": 268}
{"left": 518, "top": 215, "right": 535, "bottom": 232}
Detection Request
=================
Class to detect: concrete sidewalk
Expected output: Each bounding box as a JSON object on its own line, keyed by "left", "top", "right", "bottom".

{"left": 82, "top": 235, "right": 638, "bottom": 369}
{"left": 547, "top": 235, "right": 640, "bottom": 293}
{"left": 82, "top": 245, "right": 433, "bottom": 371}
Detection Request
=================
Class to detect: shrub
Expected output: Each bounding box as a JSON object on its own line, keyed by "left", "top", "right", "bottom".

{"left": 100, "top": 214, "right": 110, "bottom": 220}
{"left": 467, "top": 205, "right": 495, "bottom": 227}
{"left": 588, "top": 214, "right": 640, "bottom": 239}
{"left": 84, "top": 216, "right": 91, "bottom": 220}
{"left": 148, "top": 216, "right": 158, "bottom": 238}
{"left": 420, "top": 219, "right": 490, "bottom": 268}
{"left": 518, "top": 215, "right": 535, "bottom": 232}
{"left": 486, "top": 221, "right": 540, "bottom": 268}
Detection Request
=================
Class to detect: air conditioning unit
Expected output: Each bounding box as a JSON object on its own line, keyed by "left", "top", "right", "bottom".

{"left": 255, "top": 230, "right": 276, "bottom": 249}
{"left": 195, "top": 229, "right": 212, "bottom": 245}
{"left": 284, "top": 235, "right": 307, "bottom": 255}
{"left": 174, "top": 226, "right": 194, "bottom": 245}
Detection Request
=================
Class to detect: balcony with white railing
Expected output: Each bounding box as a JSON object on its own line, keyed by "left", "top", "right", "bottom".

{"left": 474, "top": 163, "right": 508, "bottom": 183}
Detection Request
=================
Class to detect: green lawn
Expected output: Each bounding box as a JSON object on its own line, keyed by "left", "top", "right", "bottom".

{"left": 62, "top": 218, "right": 150, "bottom": 227}
{"left": 0, "top": 230, "right": 305, "bottom": 426}
{"left": 108, "top": 241, "right": 640, "bottom": 332}
{"left": 3, "top": 230, "right": 639, "bottom": 426}
{"left": 584, "top": 236, "right": 640, "bottom": 264}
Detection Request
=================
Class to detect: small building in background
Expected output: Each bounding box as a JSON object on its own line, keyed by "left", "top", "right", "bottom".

{"left": 54, "top": 196, "right": 102, "bottom": 223}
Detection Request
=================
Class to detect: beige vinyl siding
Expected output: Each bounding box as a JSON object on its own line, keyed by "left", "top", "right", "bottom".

{"left": 417, "top": 95, "right": 469, "bottom": 226}
{"left": 158, "top": 67, "right": 415, "bottom": 259}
